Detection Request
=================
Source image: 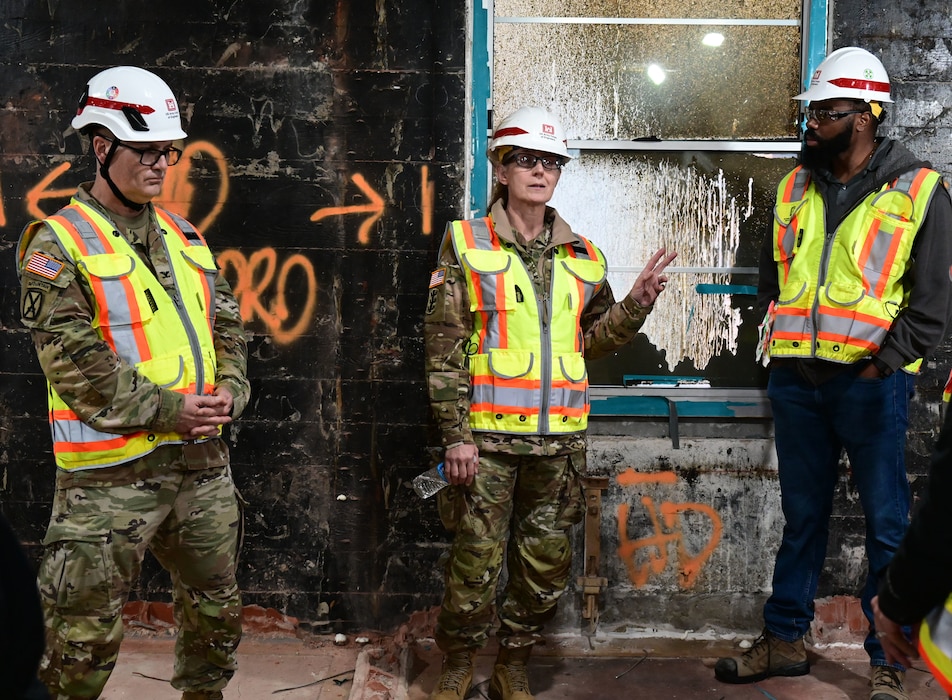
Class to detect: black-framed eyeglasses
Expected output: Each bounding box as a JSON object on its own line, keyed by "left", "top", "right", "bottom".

{"left": 100, "top": 135, "right": 183, "bottom": 166}
{"left": 505, "top": 152, "right": 566, "bottom": 171}
{"left": 805, "top": 108, "right": 868, "bottom": 124}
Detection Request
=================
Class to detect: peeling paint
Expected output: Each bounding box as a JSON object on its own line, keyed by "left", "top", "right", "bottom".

{"left": 553, "top": 153, "right": 756, "bottom": 370}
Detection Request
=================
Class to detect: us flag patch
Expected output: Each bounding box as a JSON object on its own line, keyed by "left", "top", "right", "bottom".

{"left": 25, "top": 251, "right": 65, "bottom": 281}
{"left": 429, "top": 267, "right": 446, "bottom": 288}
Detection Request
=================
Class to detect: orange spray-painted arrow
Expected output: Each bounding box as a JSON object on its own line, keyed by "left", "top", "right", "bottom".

{"left": 310, "top": 173, "right": 384, "bottom": 245}
{"left": 26, "top": 162, "right": 75, "bottom": 220}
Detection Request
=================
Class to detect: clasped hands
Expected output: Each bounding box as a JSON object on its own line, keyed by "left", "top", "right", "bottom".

{"left": 174, "top": 388, "right": 235, "bottom": 439}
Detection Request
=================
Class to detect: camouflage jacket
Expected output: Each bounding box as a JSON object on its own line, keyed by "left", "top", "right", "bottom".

{"left": 18, "top": 185, "right": 250, "bottom": 477}
{"left": 424, "top": 200, "right": 651, "bottom": 453}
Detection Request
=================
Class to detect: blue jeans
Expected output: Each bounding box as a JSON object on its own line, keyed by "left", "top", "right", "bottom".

{"left": 763, "top": 364, "right": 914, "bottom": 668}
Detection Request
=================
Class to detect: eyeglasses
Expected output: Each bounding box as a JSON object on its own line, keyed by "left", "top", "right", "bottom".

{"left": 100, "top": 136, "right": 183, "bottom": 166}
{"left": 805, "top": 108, "right": 868, "bottom": 124}
{"left": 505, "top": 152, "right": 566, "bottom": 171}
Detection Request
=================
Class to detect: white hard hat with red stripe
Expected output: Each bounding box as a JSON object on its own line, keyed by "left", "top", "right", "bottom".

{"left": 72, "top": 66, "right": 188, "bottom": 141}
{"left": 488, "top": 106, "right": 571, "bottom": 162}
{"left": 794, "top": 47, "right": 893, "bottom": 104}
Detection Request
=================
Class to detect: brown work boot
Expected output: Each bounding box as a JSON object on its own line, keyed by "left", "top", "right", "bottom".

{"left": 870, "top": 666, "right": 907, "bottom": 700}
{"left": 430, "top": 650, "right": 476, "bottom": 700}
{"left": 181, "top": 692, "right": 224, "bottom": 700}
{"left": 489, "top": 645, "right": 533, "bottom": 700}
{"left": 714, "top": 629, "right": 809, "bottom": 683}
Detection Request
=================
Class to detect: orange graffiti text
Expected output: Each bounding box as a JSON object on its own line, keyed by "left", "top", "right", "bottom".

{"left": 616, "top": 467, "right": 722, "bottom": 590}
{"left": 218, "top": 248, "right": 317, "bottom": 345}
{"left": 155, "top": 140, "right": 230, "bottom": 231}
{"left": 421, "top": 165, "right": 434, "bottom": 235}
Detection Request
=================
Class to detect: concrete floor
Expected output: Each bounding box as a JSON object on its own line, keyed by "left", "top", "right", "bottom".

{"left": 100, "top": 633, "right": 361, "bottom": 699}
{"left": 400, "top": 634, "right": 948, "bottom": 700}
{"left": 94, "top": 630, "right": 948, "bottom": 700}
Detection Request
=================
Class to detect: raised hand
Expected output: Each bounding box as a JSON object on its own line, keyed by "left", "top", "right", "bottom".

{"left": 627, "top": 248, "right": 678, "bottom": 307}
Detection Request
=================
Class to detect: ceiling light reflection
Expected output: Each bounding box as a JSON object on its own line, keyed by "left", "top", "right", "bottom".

{"left": 646, "top": 63, "right": 666, "bottom": 85}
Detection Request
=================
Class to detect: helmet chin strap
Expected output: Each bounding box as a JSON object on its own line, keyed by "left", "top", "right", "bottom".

{"left": 99, "top": 138, "right": 148, "bottom": 212}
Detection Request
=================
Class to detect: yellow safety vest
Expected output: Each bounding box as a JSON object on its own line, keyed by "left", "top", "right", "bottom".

{"left": 18, "top": 199, "right": 220, "bottom": 470}
{"left": 919, "top": 594, "right": 952, "bottom": 695}
{"left": 449, "top": 216, "right": 607, "bottom": 435}
{"left": 769, "top": 165, "right": 942, "bottom": 370}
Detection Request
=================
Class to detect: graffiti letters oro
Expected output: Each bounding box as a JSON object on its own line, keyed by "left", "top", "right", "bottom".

{"left": 2, "top": 143, "right": 436, "bottom": 345}
{"left": 616, "top": 468, "right": 722, "bottom": 589}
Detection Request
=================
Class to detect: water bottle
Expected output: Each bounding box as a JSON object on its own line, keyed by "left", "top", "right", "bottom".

{"left": 412, "top": 462, "right": 448, "bottom": 499}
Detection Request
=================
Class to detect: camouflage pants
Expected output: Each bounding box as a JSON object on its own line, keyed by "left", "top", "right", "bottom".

{"left": 435, "top": 450, "right": 585, "bottom": 653}
{"left": 37, "top": 465, "right": 243, "bottom": 699}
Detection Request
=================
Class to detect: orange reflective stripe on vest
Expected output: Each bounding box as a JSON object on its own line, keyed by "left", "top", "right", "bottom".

{"left": 919, "top": 594, "right": 952, "bottom": 695}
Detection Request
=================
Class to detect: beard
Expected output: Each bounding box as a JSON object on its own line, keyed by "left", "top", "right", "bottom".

{"left": 800, "top": 122, "right": 854, "bottom": 170}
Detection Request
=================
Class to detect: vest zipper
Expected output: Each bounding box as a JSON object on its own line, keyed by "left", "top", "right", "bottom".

{"left": 538, "top": 252, "right": 554, "bottom": 434}
{"left": 160, "top": 228, "right": 207, "bottom": 395}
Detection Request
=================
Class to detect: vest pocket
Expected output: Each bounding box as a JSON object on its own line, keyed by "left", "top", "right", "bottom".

{"left": 470, "top": 350, "right": 536, "bottom": 421}
{"left": 556, "top": 352, "right": 587, "bottom": 383}
{"left": 79, "top": 253, "right": 156, "bottom": 330}
{"left": 487, "top": 349, "right": 534, "bottom": 379}
{"left": 776, "top": 280, "right": 807, "bottom": 305}
{"left": 774, "top": 199, "right": 807, "bottom": 228}
{"left": 823, "top": 280, "right": 865, "bottom": 307}
{"left": 462, "top": 249, "right": 516, "bottom": 311}
{"left": 138, "top": 353, "right": 186, "bottom": 389}
{"left": 180, "top": 246, "right": 218, "bottom": 273}
{"left": 560, "top": 257, "right": 607, "bottom": 286}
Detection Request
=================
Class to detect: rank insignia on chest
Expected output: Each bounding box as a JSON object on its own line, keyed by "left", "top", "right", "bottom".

{"left": 25, "top": 251, "right": 65, "bottom": 281}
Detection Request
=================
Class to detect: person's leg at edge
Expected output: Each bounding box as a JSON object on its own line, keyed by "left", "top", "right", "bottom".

{"left": 492, "top": 450, "right": 585, "bottom": 699}
{"left": 715, "top": 367, "right": 841, "bottom": 684}
{"left": 762, "top": 366, "right": 842, "bottom": 643}
{"left": 838, "top": 368, "right": 913, "bottom": 671}
{"left": 37, "top": 476, "right": 171, "bottom": 699}
{"left": 496, "top": 450, "right": 583, "bottom": 647}
{"left": 150, "top": 465, "right": 243, "bottom": 697}
{"left": 432, "top": 452, "right": 516, "bottom": 697}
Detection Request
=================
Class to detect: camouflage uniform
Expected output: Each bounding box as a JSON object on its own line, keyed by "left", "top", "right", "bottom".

{"left": 424, "top": 200, "right": 651, "bottom": 652}
{"left": 18, "top": 185, "right": 250, "bottom": 700}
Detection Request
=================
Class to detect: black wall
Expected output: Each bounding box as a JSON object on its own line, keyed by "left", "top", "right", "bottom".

{"left": 0, "top": 0, "right": 464, "bottom": 631}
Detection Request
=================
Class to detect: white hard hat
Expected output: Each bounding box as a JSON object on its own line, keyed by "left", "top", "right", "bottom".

{"left": 488, "top": 106, "right": 570, "bottom": 161}
{"left": 794, "top": 47, "right": 893, "bottom": 104}
{"left": 72, "top": 66, "right": 188, "bottom": 141}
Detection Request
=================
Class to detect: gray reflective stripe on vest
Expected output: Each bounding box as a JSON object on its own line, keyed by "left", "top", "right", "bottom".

{"left": 59, "top": 207, "right": 108, "bottom": 250}
{"left": 165, "top": 211, "right": 199, "bottom": 240}
{"left": 160, "top": 209, "right": 218, "bottom": 313}
{"left": 472, "top": 383, "right": 540, "bottom": 410}
{"left": 52, "top": 415, "right": 118, "bottom": 454}
{"left": 468, "top": 218, "right": 506, "bottom": 348}
{"left": 59, "top": 208, "right": 146, "bottom": 365}
{"left": 469, "top": 384, "right": 585, "bottom": 417}
{"left": 551, "top": 385, "right": 587, "bottom": 411}
{"left": 816, "top": 308, "right": 887, "bottom": 347}
{"left": 860, "top": 170, "right": 920, "bottom": 298}
{"left": 778, "top": 168, "right": 811, "bottom": 257}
